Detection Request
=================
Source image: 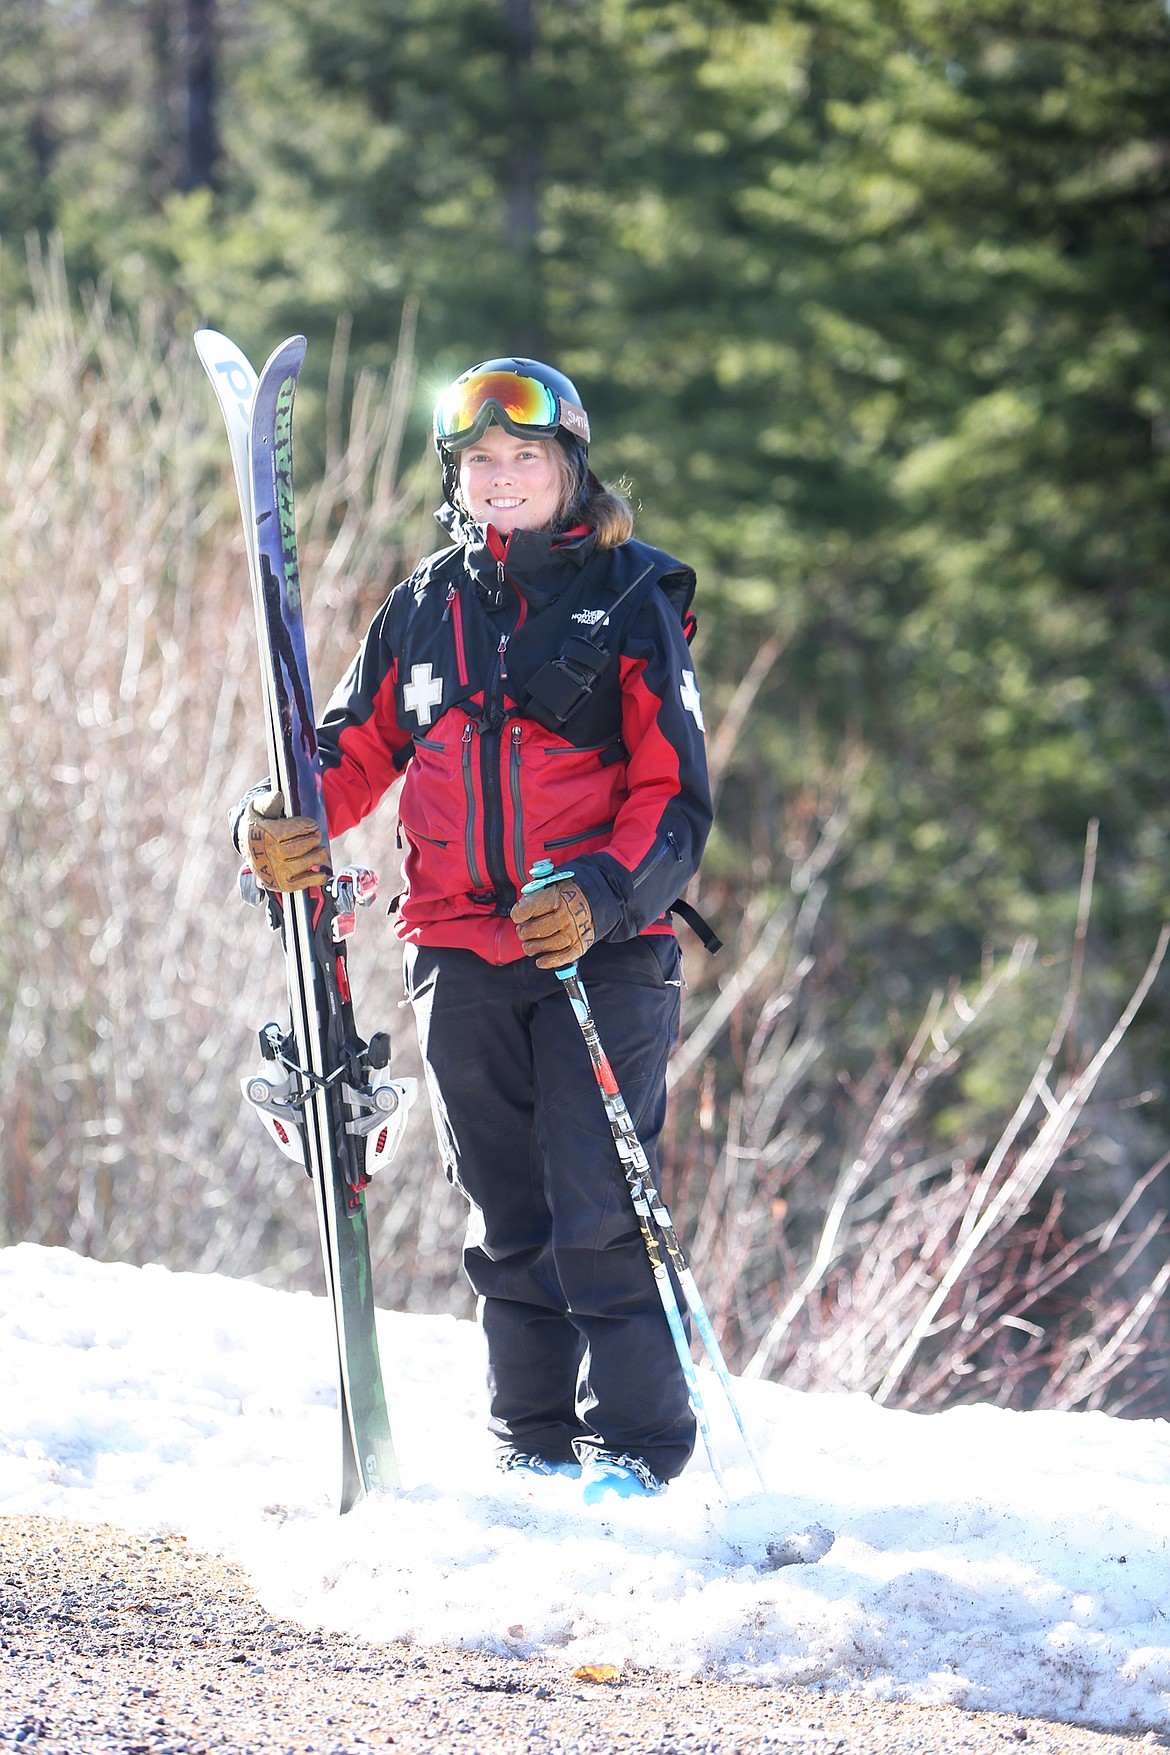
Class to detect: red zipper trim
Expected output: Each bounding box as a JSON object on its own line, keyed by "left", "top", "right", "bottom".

{"left": 451, "top": 587, "right": 469, "bottom": 687}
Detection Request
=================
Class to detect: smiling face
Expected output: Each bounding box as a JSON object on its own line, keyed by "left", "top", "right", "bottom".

{"left": 456, "top": 423, "right": 567, "bottom": 534}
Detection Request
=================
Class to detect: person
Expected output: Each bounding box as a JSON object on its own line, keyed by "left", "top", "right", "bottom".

{"left": 236, "top": 357, "right": 713, "bottom": 1502}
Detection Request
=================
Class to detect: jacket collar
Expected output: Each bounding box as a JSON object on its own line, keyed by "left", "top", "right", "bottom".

{"left": 435, "top": 505, "right": 596, "bottom": 609}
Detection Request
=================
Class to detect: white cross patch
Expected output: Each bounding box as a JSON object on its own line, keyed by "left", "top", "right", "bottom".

{"left": 680, "top": 668, "right": 705, "bottom": 731}
{"left": 403, "top": 662, "right": 444, "bottom": 726}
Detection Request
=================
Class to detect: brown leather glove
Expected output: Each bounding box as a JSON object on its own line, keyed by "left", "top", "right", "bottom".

{"left": 511, "top": 880, "right": 596, "bottom": 969}
{"left": 244, "top": 791, "right": 329, "bottom": 892}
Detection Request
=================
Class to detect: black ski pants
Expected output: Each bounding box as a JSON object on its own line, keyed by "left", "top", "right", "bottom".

{"left": 403, "top": 935, "right": 696, "bottom": 1481}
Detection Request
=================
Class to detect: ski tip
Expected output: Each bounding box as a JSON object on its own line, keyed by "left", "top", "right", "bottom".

{"left": 194, "top": 327, "right": 241, "bottom": 363}
{"left": 194, "top": 330, "right": 259, "bottom": 424}
{"left": 259, "top": 334, "right": 309, "bottom": 381}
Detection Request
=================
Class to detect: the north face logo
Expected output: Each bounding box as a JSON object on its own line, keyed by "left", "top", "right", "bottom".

{"left": 571, "top": 609, "right": 607, "bottom": 626}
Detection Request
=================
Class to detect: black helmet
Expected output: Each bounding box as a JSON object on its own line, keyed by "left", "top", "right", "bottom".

{"left": 433, "top": 357, "right": 592, "bottom": 525}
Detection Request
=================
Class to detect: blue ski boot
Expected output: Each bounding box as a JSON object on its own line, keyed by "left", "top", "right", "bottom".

{"left": 579, "top": 1450, "right": 666, "bottom": 1504}
{"left": 497, "top": 1450, "right": 580, "bottom": 1482}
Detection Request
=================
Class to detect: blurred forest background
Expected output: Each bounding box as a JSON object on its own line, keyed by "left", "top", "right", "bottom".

{"left": 3, "top": 0, "right": 1170, "bottom": 1416}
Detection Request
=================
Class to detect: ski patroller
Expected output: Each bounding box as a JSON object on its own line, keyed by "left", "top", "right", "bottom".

{"left": 195, "top": 329, "right": 414, "bottom": 1512}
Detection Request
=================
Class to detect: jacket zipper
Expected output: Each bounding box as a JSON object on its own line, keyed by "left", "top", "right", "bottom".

{"left": 509, "top": 723, "right": 526, "bottom": 886}
{"left": 544, "top": 818, "right": 615, "bottom": 851}
{"left": 479, "top": 645, "right": 511, "bottom": 903}
{"left": 461, "top": 722, "right": 485, "bottom": 890}
{"left": 633, "top": 830, "right": 683, "bottom": 890}
{"left": 464, "top": 560, "right": 526, "bottom": 906}
{"left": 479, "top": 722, "right": 510, "bottom": 901}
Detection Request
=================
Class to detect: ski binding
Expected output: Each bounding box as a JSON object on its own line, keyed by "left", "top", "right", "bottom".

{"left": 242, "top": 1023, "right": 416, "bottom": 1181}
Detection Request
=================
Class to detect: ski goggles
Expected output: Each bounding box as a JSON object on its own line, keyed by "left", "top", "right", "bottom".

{"left": 434, "top": 369, "right": 590, "bottom": 449}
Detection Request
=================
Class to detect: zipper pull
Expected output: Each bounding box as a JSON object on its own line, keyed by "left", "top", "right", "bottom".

{"left": 498, "top": 633, "right": 509, "bottom": 679}
{"left": 442, "top": 583, "right": 456, "bottom": 622}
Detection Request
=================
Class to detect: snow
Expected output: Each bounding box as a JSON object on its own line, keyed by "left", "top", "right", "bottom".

{"left": 2, "top": 1243, "right": 1169, "bottom": 1731}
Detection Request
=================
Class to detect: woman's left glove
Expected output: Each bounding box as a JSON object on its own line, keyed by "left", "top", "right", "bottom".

{"left": 511, "top": 881, "right": 595, "bottom": 969}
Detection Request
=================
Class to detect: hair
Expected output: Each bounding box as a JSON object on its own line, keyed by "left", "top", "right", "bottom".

{"left": 580, "top": 481, "right": 635, "bottom": 549}
{"left": 548, "top": 439, "right": 635, "bottom": 549}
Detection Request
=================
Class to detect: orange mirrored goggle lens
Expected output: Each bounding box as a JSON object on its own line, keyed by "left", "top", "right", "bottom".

{"left": 435, "top": 371, "right": 563, "bottom": 445}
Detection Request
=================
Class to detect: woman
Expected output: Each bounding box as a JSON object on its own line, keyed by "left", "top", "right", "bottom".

{"left": 241, "top": 358, "right": 713, "bottom": 1502}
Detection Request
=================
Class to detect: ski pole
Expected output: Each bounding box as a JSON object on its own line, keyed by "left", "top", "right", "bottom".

{"left": 524, "top": 862, "right": 769, "bottom": 1493}
{"left": 558, "top": 960, "right": 768, "bottom": 1494}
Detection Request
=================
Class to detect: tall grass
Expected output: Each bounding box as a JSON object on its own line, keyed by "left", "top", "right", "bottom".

{"left": 0, "top": 249, "right": 459, "bottom": 1303}
{"left": 2, "top": 255, "right": 1167, "bottom": 1412}
{"left": 669, "top": 797, "right": 1170, "bottom": 1415}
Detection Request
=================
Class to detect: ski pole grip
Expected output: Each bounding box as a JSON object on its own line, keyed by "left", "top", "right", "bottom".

{"left": 522, "top": 858, "right": 575, "bottom": 895}
{"left": 522, "top": 860, "right": 580, "bottom": 977}
{"left": 522, "top": 859, "right": 582, "bottom": 975}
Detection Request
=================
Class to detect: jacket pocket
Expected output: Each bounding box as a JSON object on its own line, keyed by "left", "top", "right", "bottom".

{"left": 543, "top": 819, "right": 616, "bottom": 852}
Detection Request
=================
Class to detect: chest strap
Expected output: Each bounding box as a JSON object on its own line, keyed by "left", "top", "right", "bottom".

{"left": 520, "top": 563, "right": 655, "bottom": 736}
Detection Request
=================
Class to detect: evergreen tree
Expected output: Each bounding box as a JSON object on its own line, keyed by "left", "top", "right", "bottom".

{"left": 5, "top": 0, "right": 1170, "bottom": 1194}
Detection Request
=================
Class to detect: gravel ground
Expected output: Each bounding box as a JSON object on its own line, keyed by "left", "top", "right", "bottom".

{"left": 1, "top": 1517, "right": 1166, "bottom": 1755}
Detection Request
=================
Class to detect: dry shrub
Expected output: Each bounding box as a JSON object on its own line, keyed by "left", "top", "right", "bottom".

{"left": 0, "top": 248, "right": 467, "bottom": 1307}
{"left": 667, "top": 775, "right": 1170, "bottom": 1416}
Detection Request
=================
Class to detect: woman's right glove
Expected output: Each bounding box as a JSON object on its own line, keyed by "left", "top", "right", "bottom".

{"left": 511, "top": 880, "right": 596, "bottom": 969}
{"left": 243, "top": 791, "right": 329, "bottom": 892}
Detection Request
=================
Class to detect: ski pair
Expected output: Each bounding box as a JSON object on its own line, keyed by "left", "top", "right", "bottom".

{"left": 524, "top": 862, "right": 769, "bottom": 1495}
{"left": 196, "top": 329, "right": 413, "bottom": 1513}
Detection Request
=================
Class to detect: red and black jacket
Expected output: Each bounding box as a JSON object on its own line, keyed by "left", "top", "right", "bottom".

{"left": 316, "top": 519, "right": 713, "bottom": 966}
